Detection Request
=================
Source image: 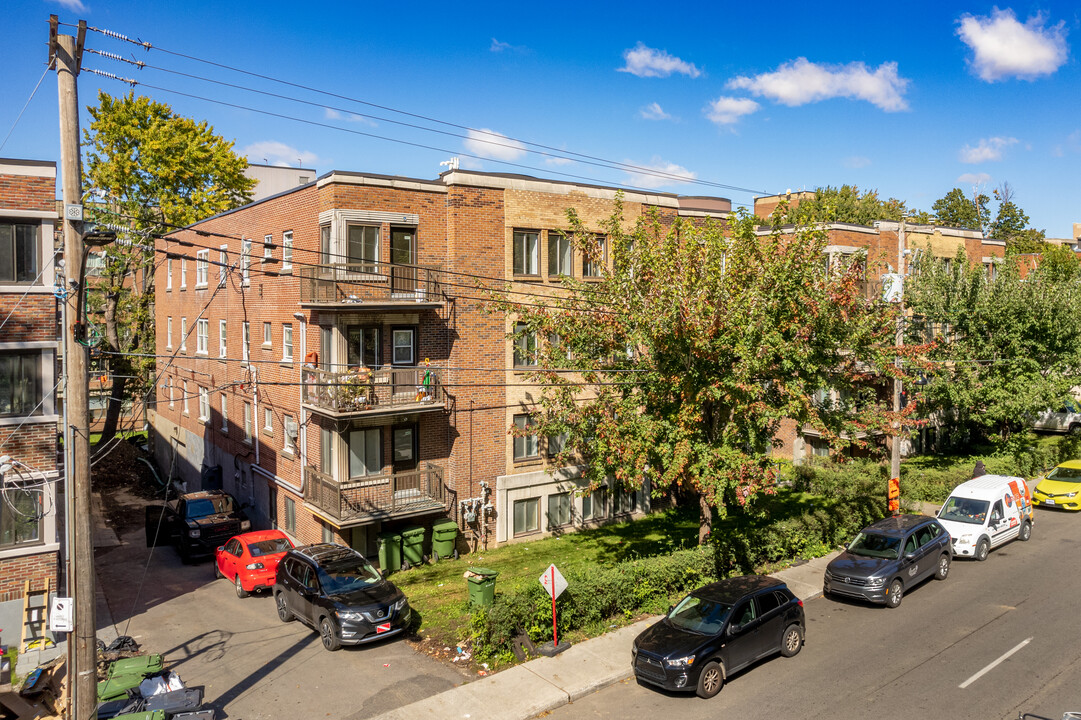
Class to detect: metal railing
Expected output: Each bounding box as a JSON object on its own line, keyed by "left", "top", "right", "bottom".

{"left": 304, "top": 463, "right": 446, "bottom": 522}
{"left": 298, "top": 262, "right": 443, "bottom": 304}
{"left": 301, "top": 365, "right": 443, "bottom": 415}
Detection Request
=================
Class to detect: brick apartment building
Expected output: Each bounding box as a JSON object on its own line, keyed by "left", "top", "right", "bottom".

{"left": 0, "top": 158, "right": 61, "bottom": 625}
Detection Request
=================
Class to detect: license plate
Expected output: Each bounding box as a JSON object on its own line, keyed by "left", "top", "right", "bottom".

{"left": 1044, "top": 499, "right": 1056, "bottom": 506}
{"left": 376, "top": 622, "right": 391, "bottom": 633}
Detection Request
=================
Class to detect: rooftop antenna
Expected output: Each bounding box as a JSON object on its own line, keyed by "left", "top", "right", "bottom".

{"left": 439, "top": 157, "right": 460, "bottom": 172}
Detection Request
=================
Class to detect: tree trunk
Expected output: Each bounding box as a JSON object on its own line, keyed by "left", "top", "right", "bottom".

{"left": 698, "top": 491, "right": 712, "bottom": 545}
{"left": 98, "top": 292, "right": 126, "bottom": 447}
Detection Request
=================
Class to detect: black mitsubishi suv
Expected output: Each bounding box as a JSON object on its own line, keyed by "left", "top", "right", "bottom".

{"left": 273, "top": 543, "right": 411, "bottom": 651}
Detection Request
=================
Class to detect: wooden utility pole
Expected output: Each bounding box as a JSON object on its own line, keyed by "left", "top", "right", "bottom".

{"left": 52, "top": 15, "right": 97, "bottom": 720}
{"left": 889, "top": 220, "right": 906, "bottom": 514}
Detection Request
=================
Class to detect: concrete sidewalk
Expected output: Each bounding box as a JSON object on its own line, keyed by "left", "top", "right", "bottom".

{"left": 370, "top": 550, "right": 841, "bottom": 720}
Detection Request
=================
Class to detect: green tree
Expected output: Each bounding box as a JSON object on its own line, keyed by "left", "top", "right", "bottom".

{"left": 83, "top": 91, "right": 255, "bottom": 444}
{"left": 989, "top": 183, "right": 1047, "bottom": 252}
{"left": 492, "top": 200, "right": 904, "bottom": 544}
{"left": 785, "top": 185, "right": 910, "bottom": 226}
{"left": 905, "top": 250, "right": 1081, "bottom": 445}
{"left": 931, "top": 188, "right": 990, "bottom": 232}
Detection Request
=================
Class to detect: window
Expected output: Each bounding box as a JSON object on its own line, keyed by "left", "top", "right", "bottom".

{"left": 513, "top": 497, "right": 540, "bottom": 536}
{"left": 391, "top": 328, "right": 414, "bottom": 365}
{"left": 166, "top": 379, "right": 173, "bottom": 409}
{"left": 548, "top": 332, "right": 570, "bottom": 361}
{"left": 393, "top": 426, "right": 415, "bottom": 464}
{"left": 513, "top": 230, "right": 539, "bottom": 275}
{"left": 263, "top": 322, "right": 272, "bottom": 347}
{"left": 196, "top": 318, "right": 208, "bottom": 355}
{"left": 282, "top": 323, "right": 294, "bottom": 361}
{"left": 548, "top": 231, "right": 572, "bottom": 277}
{"left": 219, "top": 320, "right": 227, "bottom": 358}
{"left": 219, "top": 246, "right": 228, "bottom": 286}
{"left": 320, "top": 327, "right": 333, "bottom": 370}
{"left": 547, "top": 492, "right": 572, "bottom": 529}
{"left": 320, "top": 427, "right": 334, "bottom": 472}
{"left": 0, "top": 487, "right": 41, "bottom": 548}
{"left": 583, "top": 236, "right": 606, "bottom": 277}
{"left": 166, "top": 317, "right": 173, "bottom": 349}
{"left": 282, "top": 231, "right": 293, "bottom": 270}
{"left": 220, "top": 393, "right": 228, "bottom": 431}
{"left": 243, "top": 402, "right": 253, "bottom": 443}
{"left": 513, "top": 323, "right": 537, "bottom": 368}
{"left": 195, "top": 249, "right": 209, "bottom": 287}
{"left": 614, "top": 486, "right": 637, "bottom": 515}
{"left": 260, "top": 407, "right": 273, "bottom": 433}
{"left": 513, "top": 414, "right": 539, "bottom": 460}
{"left": 180, "top": 317, "right": 187, "bottom": 351}
{"left": 320, "top": 225, "right": 332, "bottom": 267}
{"left": 582, "top": 487, "right": 607, "bottom": 521}
{"left": 347, "top": 224, "right": 379, "bottom": 272}
{"left": 547, "top": 432, "right": 567, "bottom": 458}
{"left": 182, "top": 380, "right": 190, "bottom": 415}
{"left": 283, "top": 415, "right": 298, "bottom": 454}
{"left": 0, "top": 222, "right": 39, "bottom": 284}
{"left": 347, "top": 326, "right": 380, "bottom": 369}
{"left": 283, "top": 496, "right": 296, "bottom": 534}
{"left": 166, "top": 257, "right": 172, "bottom": 290}
{"left": 241, "top": 239, "right": 252, "bottom": 285}
{"left": 757, "top": 591, "right": 783, "bottom": 616}
{"left": 263, "top": 233, "right": 274, "bottom": 261}
{"left": 348, "top": 428, "right": 382, "bottom": 478}
{"left": 180, "top": 258, "right": 187, "bottom": 288}
{"left": 242, "top": 322, "right": 250, "bottom": 363}
{"left": 198, "top": 386, "right": 210, "bottom": 422}
{"left": 0, "top": 353, "right": 42, "bottom": 417}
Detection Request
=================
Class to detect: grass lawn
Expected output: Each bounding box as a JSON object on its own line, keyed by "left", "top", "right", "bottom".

{"left": 88, "top": 430, "right": 147, "bottom": 448}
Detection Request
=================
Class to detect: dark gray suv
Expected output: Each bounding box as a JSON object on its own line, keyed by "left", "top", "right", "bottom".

{"left": 823, "top": 514, "right": 952, "bottom": 608}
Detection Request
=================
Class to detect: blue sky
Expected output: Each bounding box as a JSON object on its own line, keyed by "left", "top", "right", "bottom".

{"left": 3, "top": 1, "right": 1079, "bottom": 237}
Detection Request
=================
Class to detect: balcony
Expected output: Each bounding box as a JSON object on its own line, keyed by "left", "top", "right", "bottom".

{"left": 304, "top": 463, "right": 447, "bottom": 526}
{"left": 302, "top": 365, "right": 446, "bottom": 419}
{"left": 298, "top": 262, "right": 444, "bottom": 309}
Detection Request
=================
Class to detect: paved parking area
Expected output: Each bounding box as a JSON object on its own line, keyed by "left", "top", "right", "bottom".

{"left": 93, "top": 489, "right": 469, "bottom": 720}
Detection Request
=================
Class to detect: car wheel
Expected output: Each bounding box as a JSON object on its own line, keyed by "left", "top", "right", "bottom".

{"left": 275, "top": 591, "right": 294, "bottom": 622}
{"left": 1069, "top": 423, "right": 1080, "bottom": 435}
{"left": 886, "top": 579, "right": 903, "bottom": 609}
{"left": 214, "top": 562, "right": 223, "bottom": 580}
{"left": 235, "top": 574, "right": 249, "bottom": 599}
{"left": 975, "top": 538, "right": 990, "bottom": 562}
{"left": 780, "top": 624, "right": 804, "bottom": 658}
{"left": 695, "top": 661, "right": 724, "bottom": 699}
{"left": 1019, "top": 520, "right": 1032, "bottom": 542}
{"left": 319, "top": 616, "right": 341, "bottom": 652}
{"left": 935, "top": 553, "right": 951, "bottom": 580}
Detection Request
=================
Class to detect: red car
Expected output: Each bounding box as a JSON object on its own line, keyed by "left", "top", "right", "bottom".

{"left": 215, "top": 530, "right": 294, "bottom": 598}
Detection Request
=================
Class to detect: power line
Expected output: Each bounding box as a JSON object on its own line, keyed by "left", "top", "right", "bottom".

{"left": 0, "top": 63, "right": 52, "bottom": 153}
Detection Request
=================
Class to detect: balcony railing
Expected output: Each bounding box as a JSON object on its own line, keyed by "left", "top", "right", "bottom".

{"left": 304, "top": 463, "right": 446, "bottom": 524}
{"left": 298, "top": 262, "right": 444, "bottom": 306}
{"left": 301, "top": 365, "right": 445, "bottom": 417}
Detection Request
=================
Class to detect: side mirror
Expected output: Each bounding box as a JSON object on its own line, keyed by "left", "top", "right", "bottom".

{"left": 217, "top": 546, "right": 224, "bottom": 552}
{"left": 667, "top": 605, "right": 674, "bottom": 615}
{"left": 904, "top": 552, "right": 916, "bottom": 561}
{"left": 727, "top": 623, "right": 739, "bottom": 636}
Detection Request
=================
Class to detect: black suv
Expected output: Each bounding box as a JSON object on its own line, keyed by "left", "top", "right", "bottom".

{"left": 823, "top": 514, "right": 952, "bottom": 608}
{"left": 273, "top": 544, "right": 411, "bottom": 651}
{"left": 145, "top": 489, "right": 249, "bottom": 563}
{"left": 632, "top": 576, "right": 805, "bottom": 699}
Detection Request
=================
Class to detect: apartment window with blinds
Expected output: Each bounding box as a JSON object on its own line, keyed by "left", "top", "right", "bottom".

{"left": 242, "top": 322, "right": 250, "bottom": 363}
{"left": 513, "top": 230, "right": 539, "bottom": 275}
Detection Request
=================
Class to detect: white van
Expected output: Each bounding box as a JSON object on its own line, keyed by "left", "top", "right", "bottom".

{"left": 936, "top": 474, "right": 1034, "bottom": 561}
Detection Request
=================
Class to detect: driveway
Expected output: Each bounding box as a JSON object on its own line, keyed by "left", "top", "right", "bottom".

{"left": 93, "top": 487, "right": 469, "bottom": 720}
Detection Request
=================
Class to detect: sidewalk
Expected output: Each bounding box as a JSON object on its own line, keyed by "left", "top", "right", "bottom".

{"left": 370, "top": 550, "right": 842, "bottom": 720}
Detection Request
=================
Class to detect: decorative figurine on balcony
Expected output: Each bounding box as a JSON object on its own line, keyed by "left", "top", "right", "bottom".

{"left": 415, "top": 358, "right": 434, "bottom": 403}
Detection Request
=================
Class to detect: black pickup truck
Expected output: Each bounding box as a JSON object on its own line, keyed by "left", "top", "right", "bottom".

{"left": 145, "top": 489, "right": 250, "bottom": 563}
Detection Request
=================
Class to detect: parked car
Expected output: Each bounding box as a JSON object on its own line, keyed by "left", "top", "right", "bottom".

{"left": 823, "top": 514, "right": 951, "bottom": 608}
{"left": 1032, "top": 400, "right": 1081, "bottom": 434}
{"left": 937, "top": 475, "right": 1033, "bottom": 559}
{"left": 215, "top": 530, "right": 294, "bottom": 598}
{"left": 273, "top": 543, "right": 411, "bottom": 651}
{"left": 145, "top": 489, "right": 250, "bottom": 563}
{"left": 631, "top": 576, "right": 805, "bottom": 699}
{"left": 1033, "top": 460, "right": 1081, "bottom": 511}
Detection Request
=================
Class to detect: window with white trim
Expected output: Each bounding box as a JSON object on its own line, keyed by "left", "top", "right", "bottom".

{"left": 182, "top": 380, "right": 190, "bottom": 415}
{"left": 220, "top": 393, "right": 228, "bottom": 431}
{"left": 180, "top": 317, "right": 187, "bottom": 351}
{"left": 282, "top": 323, "right": 294, "bottom": 361}
{"left": 547, "top": 492, "right": 572, "bottom": 529}
{"left": 513, "top": 230, "right": 539, "bottom": 275}
{"left": 243, "top": 402, "right": 252, "bottom": 443}
{"left": 282, "top": 231, "right": 293, "bottom": 270}
{"left": 263, "top": 233, "right": 274, "bottom": 261}
{"left": 180, "top": 258, "right": 187, "bottom": 288}
{"left": 264, "top": 407, "right": 273, "bottom": 433}
{"left": 166, "top": 317, "right": 173, "bottom": 349}
{"left": 166, "top": 257, "right": 172, "bottom": 290}
{"left": 283, "top": 414, "right": 298, "bottom": 454}
{"left": 196, "top": 318, "right": 208, "bottom": 355}
{"left": 242, "top": 322, "right": 250, "bottom": 363}
{"left": 218, "top": 245, "right": 228, "bottom": 286}
{"left": 348, "top": 428, "right": 382, "bottom": 478}
{"left": 195, "top": 249, "right": 209, "bottom": 287}
{"left": 166, "top": 378, "right": 173, "bottom": 409}
{"left": 513, "top": 497, "right": 540, "bottom": 536}
{"left": 198, "top": 386, "right": 210, "bottom": 422}
{"left": 219, "top": 320, "right": 227, "bottom": 358}
{"left": 347, "top": 224, "right": 379, "bottom": 272}
{"left": 241, "top": 239, "right": 252, "bottom": 285}
{"left": 1, "top": 486, "right": 42, "bottom": 548}
{"left": 547, "top": 230, "right": 572, "bottom": 277}
{"left": 263, "top": 322, "right": 272, "bottom": 347}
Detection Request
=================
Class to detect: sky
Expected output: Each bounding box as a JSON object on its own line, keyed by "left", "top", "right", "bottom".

{"left": 2, "top": 1, "right": 1080, "bottom": 238}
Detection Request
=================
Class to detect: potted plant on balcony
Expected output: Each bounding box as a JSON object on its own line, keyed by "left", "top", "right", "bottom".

{"left": 337, "top": 367, "right": 374, "bottom": 410}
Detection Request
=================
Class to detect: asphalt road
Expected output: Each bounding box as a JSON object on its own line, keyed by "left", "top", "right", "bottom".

{"left": 93, "top": 491, "right": 469, "bottom": 720}
{"left": 541, "top": 507, "right": 1081, "bottom": 720}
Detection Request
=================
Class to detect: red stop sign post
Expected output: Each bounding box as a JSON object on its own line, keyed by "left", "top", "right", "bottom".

{"left": 539, "top": 564, "right": 568, "bottom": 653}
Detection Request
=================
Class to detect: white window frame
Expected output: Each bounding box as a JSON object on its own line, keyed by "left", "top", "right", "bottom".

{"left": 263, "top": 233, "right": 274, "bottom": 262}
{"left": 219, "top": 320, "right": 227, "bottom": 358}
{"left": 198, "top": 386, "right": 210, "bottom": 423}
{"left": 196, "top": 318, "right": 209, "bottom": 355}
{"left": 283, "top": 414, "right": 298, "bottom": 454}
{"left": 263, "top": 321, "right": 272, "bottom": 348}
{"left": 166, "top": 378, "right": 173, "bottom": 409}
{"left": 241, "top": 239, "right": 252, "bottom": 285}
{"left": 218, "top": 245, "right": 228, "bottom": 286}
{"left": 180, "top": 317, "right": 187, "bottom": 351}
{"left": 513, "top": 497, "right": 540, "bottom": 537}
{"left": 220, "top": 393, "right": 228, "bottom": 431}
{"left": 195, "top": 249, "right": 209, "bottom": 287}
{"left": 242, "top": 322, "right": 250, "bottom": 363}
{"left": 182, "top": 380, "right": 190, "bottom": 415}
{"left": 243, "top": 402, "right": 253, "bottom": 443}
{"left": 282, "top": 231, "right": 293, "bottom": 270}
{"left": 180, "top": 258, "right": 187, "bottom": 288}
{"left": 166, "top": 258, "right": 172, "bottom": 290}
{"left": 348, "top": 427, "right": 382, "bottom": 479}
{"left": 513, "top": 230, "right": 540, "bottom": 275}
{"left": 264, "top": 407, "right": 273, "bottom": 433}
{"left": 282, "top": 323, "right": 294, "bottom": 361}
{"left": 166, "top": 317, "right": 173, "bottom": 349}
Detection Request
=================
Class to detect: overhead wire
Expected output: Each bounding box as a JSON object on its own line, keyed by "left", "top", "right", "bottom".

{"left": 0, "top": 62, "right": 52, "bottom": 153}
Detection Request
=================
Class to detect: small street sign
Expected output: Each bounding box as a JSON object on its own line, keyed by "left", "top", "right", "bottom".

{"left": 539, "top": 564, "right": 567, "bottom": 600}
{"left": 64, "top": 203, "right": 83, "bottom": 221}
{"left": 49, "top": 597, "right": 73, "bottom": 633}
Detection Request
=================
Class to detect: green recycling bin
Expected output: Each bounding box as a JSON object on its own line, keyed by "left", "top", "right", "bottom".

{"left": 431, "top": 519, "right": 458, "bottom": 560}
{"left": 466, "top": 567, "right": 498, "bottom": 607}
{"left": 378, "top": 531, "right": 402, "bottom": 573}
{"left": 401, "top": 525, "right": 426, "bottom": 566}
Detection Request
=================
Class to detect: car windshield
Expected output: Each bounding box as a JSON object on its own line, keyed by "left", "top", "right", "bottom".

{"left": 847, "top": 531, "right": 901, "bottom": 559}
{"left": 247, "top": 538, "right": 292, "bottom": 556}
{"left": 185, "top": 495, "right": 234, "bottom": 519}
{"left": 316, "top": 556, "right": 383, "bottom": 595}
{"left": 666, "top": 594, "right": 731, "bottom": 635}
{"left": 938, "top": 496, "right": 989, "bottom": 525}
{"left": 1047, "top": 466, "right": 1081, "bottom": 483}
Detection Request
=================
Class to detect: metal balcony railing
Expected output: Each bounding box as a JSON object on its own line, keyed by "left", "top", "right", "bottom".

{"left": 304, "top": 463, "right": 446, "bottom": 523}
{"left": 301, "top": 365, "right": 444, "bottom": 417}
{"left": 298, "top": 262, "right": 443, "bottom": 305}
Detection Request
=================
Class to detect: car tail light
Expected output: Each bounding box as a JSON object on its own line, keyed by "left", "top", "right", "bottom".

{"left": 797, "top": 599, "right": 804, "bottom": 607}
{"left": 246, "top": 562, "right": 265, "bottom": 570}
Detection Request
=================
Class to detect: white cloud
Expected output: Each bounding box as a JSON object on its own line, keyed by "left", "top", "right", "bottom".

{"left": 463, "top": 129, "right": 527, "bottom": 161}
{"left": 242, "top": 141, "right": 319, "bottom": 167}
{"left": 544, "top": 156, "right": 574, "bottom": 166}
{"left": 957, "top": 8, "right": 1068, "bottom": 82}
{"left": 842, "top": 156, "right": 872, "bottom": 169}
{"left": 704, "top": 96, "right": 759, "bottom": 125}
{"left": 490, "top": 38, "right": 528, "bottom": 53}
{"left": 324, "top": 107, "right": 377, "bottom": 126}
{"left": 623, "top": 158, "right": 697, "bottom": 189}
{"left": 640, "top": 102, "right": 672, "bottom": 120}
{"left": 50, "top": 0, "right": 87, "bottom": 11}
{"left": 727, "top": 57, "right": 909, "bottom": 111}
{"left": 957, "top": 172, "right": 992, "bottom": 185}
{"left": 618, "top": 43, "right": 702, "bottom": 78}
{"left": 958, "top": 136, "right": 1018, "bottom": 163}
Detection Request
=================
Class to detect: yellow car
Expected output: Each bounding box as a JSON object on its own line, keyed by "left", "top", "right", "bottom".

{"left": 1032, "top": 460, "right": 1081, "bottom": 511}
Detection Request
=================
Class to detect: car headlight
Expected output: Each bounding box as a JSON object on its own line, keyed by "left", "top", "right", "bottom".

{"left": 1068, "top": 493, "right": 1077, "bottom": 498}
{"left": 959, "top": 534, "right": 973, "bottom": 544}
{"left": 393, "top": 597, "right": 409, "bottom": 611}
{"left": 865, "top": 577, "right": 886, "bottom": 588}
{"left": 240, "top": 520, "right": 252, "bottom": 530}
{"left": 188, "top": 529, "right": 201, "bottom": 538}
{"left": 664, "top": 655, "right": 695, "bottom": 668}
{"left": 337, "top": 611, "right": 363, "bottom": 622}
{"left": 245, "top": 562, "right": 264, "bottom": 570}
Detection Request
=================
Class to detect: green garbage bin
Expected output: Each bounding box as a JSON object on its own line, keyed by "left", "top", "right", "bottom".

{"left": 401, "top": 525, "right": 426, "bottom": 567}
{"left": 378, "top": 531, "right": 402, "bottom": 573}
{"left": 466, "top": 567, "right": 498, "bottom": 607}
{"left": 431, "top": 519, "right": 458, "bottom": 560}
